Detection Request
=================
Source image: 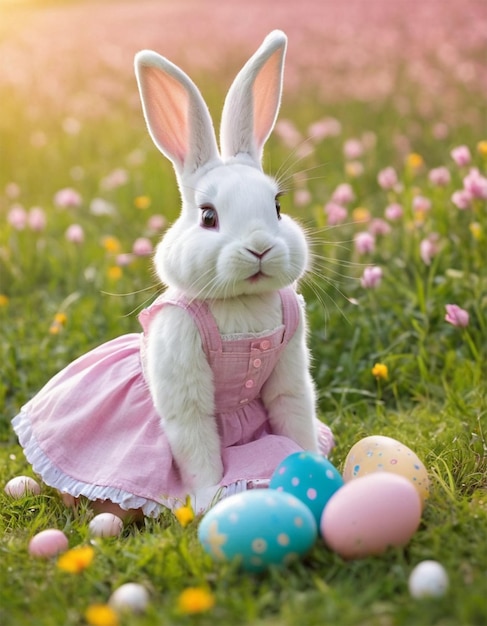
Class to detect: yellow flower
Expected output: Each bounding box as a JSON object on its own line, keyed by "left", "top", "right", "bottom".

{"left": 345, "top": 161, "right": 364, "bottom": 178}
{"left": 477, "top": 140, "right": 487, "bottom": 157}
{"left": 57, "top": 545, "right": 94, "bottom": 573}
{"left": 413, "top": 210, "right": 426, "bottom": 225}
{"left": 134, "top": 195, "right": 151, "bottom": 210}
{"left": 101, "top": 235, "right": 121, "bottom": 254}
{"left": 406, "top": 153, "right": 424, "bottom": 170}
{"left": 174, "top": 504, "right": 195, "bottom": 527}
{"left": 84, "top": 604, "right": 119, "bottom": 626}
{"left": 352, "top": 207, "right": 370, "bottom": 223}
{"left": 177, "top": 587, "right": 215, "bottom": 614}
{"left": 0, "top": 294, "right": 9, "bottom": 307}
{"left": 372, "top": 363, "right": 389, "bottom": 380}
{"left": 54, "top": 312, "right": 67, "bottom": 325}
{"left": 106, "top": 266, "right": 123, "bottom": 281}
{"left": 469, "top": 222, "right": 483, "bottom": 240}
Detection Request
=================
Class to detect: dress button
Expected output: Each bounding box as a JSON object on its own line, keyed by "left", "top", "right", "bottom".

{"left": 260, "top": 340, "right": 271, "bottom": 350}
{"left": 253, "top": 358, "right": 262, "bottom": 368}
{"left": 245, "top": 379, "right": 255, "bottom": 389}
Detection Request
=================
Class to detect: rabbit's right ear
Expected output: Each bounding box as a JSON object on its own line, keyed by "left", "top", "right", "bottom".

{"left": 134, "top": 52, "right": 220, "bottom": 177}
{"left": 220, "top": 30, "right": 287, "bottom": 166}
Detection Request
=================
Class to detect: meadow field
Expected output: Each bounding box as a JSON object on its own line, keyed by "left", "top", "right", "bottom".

{"left": 0, "top": 0, "right": 486, "bottom": 624}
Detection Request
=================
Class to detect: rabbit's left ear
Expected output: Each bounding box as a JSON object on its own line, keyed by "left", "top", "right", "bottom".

{"left": 134, "top": 51, "right": 219, "bottom": 178}
{"left": 220, "top": 30, "right": 287, "bottom": 166}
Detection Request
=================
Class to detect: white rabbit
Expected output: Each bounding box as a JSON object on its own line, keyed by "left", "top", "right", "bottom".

{"left": 12, "top": 31, "right": 334, "bottom": 518}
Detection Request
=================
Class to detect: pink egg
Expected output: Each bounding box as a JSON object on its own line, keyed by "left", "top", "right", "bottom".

{"left": 321, "top": 473, "right": 422, "bottom": 559}
{"left": 89, "top": 513, "right": 123, "bottom": 538}
{"left": 28, "top": 529, "right": 69, "bottom": 558}
{"left": 5, "top": 475, "right": 41, "bottom": 498}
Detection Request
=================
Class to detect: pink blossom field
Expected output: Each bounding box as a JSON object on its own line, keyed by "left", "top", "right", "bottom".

{"left": 0, "top": 2, "right": 486, "bottom": 626}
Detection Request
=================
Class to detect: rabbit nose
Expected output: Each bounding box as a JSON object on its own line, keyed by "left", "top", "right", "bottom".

{"left": 246, "top": 247, "right": 273, "bottom": 259}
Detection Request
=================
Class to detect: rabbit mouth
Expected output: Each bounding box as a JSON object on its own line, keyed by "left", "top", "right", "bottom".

{"left": 247, "top": 270, "right": 269, "bottom": 283}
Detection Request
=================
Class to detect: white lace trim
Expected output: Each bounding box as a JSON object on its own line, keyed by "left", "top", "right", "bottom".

{"left": 12, "top": 409, "right": 173, "bottom": 516}
{"left": 12, "top": 408, "right": 334, "bottom": 516}
{"left": 11, "top": 409, "right": 269, "bottom": 516}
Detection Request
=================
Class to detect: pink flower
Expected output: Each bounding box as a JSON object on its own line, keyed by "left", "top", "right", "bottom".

{"left": 324, "top": 202, "right": 348, "bottom": 225}
{"left": 463, "top": 168, "right": 487, "bottom": 200}
{"left": 5, "top": 182, "right": 21, "bottom": 199}
{"left": 420, "top": 234, "right": 439, "bottom": 265}
{"left": 90, "top": 198, "right": 116, "bottom": 216}
{"left": 147, "top": 214, "right": 167, "bottom": 232}
{"left": 132, "top": 237, "right": 153, "bottom": 256}
{"left": 432, "top": 122, "right": 449, "bottom": 140}
{"left": 65, "top": 223, "right": 84, "bottom": 244}
{"left": 331, "top": 183, "right": 355, "bottom": 205}
{"left": 377, "top": 166, "right": 398, "bottom": 190}
{"left": 101, "top": 168, "right": 128, "bottom": 191}
{"left": 384, "top": 203, "right": 403, "bottom": 221}
{"left": 368, "top": 218, "right": 391, "bottom": 236}
{"left": 428, "top": 166, "right": 451, "bottom": 187}
{"left": 450, "top": 145, "right": 471, "bottom": 167}
{"left": 294, "top": 189, "right": 311, "bottom": 207}
{"left": 360, "top": 266, "right": 383, "bottom": 288}
{"left": 354, "top": 232, "right": 375, "bottom": 254}
{"left": 8, "top": 205, "right": 27, "bottom": 230}
{"left": 445, "top": 304, "right": 469, "bottom": 328}
{"left": 54, "top": 188, "right": 82, "bottom": 208}
{"left": 343, "top": 138, "right": 363, "bottom": 160}
{"left": 28, "top": 207, "right": 47, "bottom": 232}
{"left": 308, "top": 117, "right": 341, "bottom": 140}
{"left": 412, "top": 195, "right": 432, "bottom": 213}
{"left": 274, "top": 119, "right": 302, "bottom": 148}
{"left": 116, "top": 253, "right": 134, "bottom": 266}
{"left": 451, "top": 189, "right": 473, "bottom": 210}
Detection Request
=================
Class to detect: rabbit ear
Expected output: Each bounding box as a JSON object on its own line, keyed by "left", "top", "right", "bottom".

{"left": 220, "top": 30, "right": 287, "bottom": 165}
{"left": 134, "top": 51, "right": 220, "bottom": 177}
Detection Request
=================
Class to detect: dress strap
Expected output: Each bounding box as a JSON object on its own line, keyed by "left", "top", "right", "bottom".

{"left": 278, "top": 287, "right": 302, "bottom": 346}
{"left": 138, "top": 293, "right": 221, "bottom": 359}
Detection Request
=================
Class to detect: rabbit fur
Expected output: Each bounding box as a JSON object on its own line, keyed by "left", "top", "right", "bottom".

{"left": 134, "top": 30, "right": 320, "bottom": 497}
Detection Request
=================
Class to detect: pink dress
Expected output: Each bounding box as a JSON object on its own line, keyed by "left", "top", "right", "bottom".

{"left": 12, "top": 287, "right": 334, "bottom": 516}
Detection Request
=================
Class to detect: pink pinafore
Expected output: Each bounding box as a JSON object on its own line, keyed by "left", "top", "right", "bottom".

{"left": 13, "top": 287, "right": 334, "bottom": 516}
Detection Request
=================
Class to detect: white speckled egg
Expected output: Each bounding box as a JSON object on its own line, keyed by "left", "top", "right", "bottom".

{"left": 408, "top": 560, "right": 449, "bottom": 598}
{"left": 198, "top": 490, "right": 317, "bottom": 572}
{"left": 89, "top": 513, "right": 123, "bottom": 538}
{"left": 28, "top": 529, "right": 69, "bottom": 558}
{"left": 109, "top": 583, "right": 150, "bottom": 613}
{"left": 270, "top": 451, "right": 344, "bottom": 525}
{"left": 342, "top": 435, "right": 430, "bottom": 507}
{"left": 5, "top": 475, "right": 41, "bottom": 498}
{"left": 321, "top": 472, "right": 422, "bottom": 559}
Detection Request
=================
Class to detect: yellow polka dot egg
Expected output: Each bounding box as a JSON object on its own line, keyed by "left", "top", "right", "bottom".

{"left": 198, "top": 490, "right": 317, "bottom": 572}
{"left": 342, "top": 435, "right": 430, "bottom": 508}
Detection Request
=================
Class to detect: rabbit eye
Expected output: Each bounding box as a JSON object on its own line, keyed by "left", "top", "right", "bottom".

{"left": 275, "top": 196, "right": 282, "bottom": 220}
{"left": 200, "top": 205, "right": 218, "bottom": 229}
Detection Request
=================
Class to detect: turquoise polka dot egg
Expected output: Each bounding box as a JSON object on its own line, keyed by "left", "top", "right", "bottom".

{"left": 269, "top": 451, "right": 344, "bottom": 525}
{"left": 198, "top": 490, "right": 317, "bottom": 572}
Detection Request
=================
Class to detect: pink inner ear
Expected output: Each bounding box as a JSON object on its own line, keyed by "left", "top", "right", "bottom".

{"left": 141, "top": 66, "right": 189, "bottom": 166}
{"left": 252, "top": 48, "right": 283, "bottom": 148}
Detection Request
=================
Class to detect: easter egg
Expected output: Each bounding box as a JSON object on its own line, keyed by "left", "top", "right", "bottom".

{"left": 270, "top": 451, "right": 344, "bottom": 525}
{"left": 408, "top": 560, "right": 449, "bottom": 598}
{"left": 198, "top": 490, "right": 317, "bottom": 572}
{"left": 28, "top": 529, "right": 69, "bottom": 558}
{"left": 320, "top": 473, "right": 422, "bottom": 559}
{"left": 109, "top": 583, "right": 150, "bottom": 613}
{"left": 5, "top": 475, "right": 41, "bottom": 498}
{"left": 89, "top": 513, "right": 123, "bottom": 538}
{"left": 342, "top": 435, "right": 430, "bottom": 507}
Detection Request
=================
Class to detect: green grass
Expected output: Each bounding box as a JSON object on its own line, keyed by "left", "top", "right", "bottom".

{"left": 1, "top": 2, "right": 487, "bottom": 624}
